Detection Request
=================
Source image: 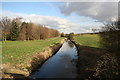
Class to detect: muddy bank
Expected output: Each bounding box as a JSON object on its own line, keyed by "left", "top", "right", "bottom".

{"left": 2, "top": 38, "right": 66, "bottom": 79}
{"left": 74, "top": 42, "right": 119, "bottom": 79}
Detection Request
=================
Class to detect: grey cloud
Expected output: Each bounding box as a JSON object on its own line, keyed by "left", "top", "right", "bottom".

{"left": 59, "top": 2, "right": 118, "bottom": 22}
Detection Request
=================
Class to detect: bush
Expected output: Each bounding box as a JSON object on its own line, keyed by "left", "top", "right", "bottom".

{"left": 99, "top": 19, "right": 120, "bottom": 57}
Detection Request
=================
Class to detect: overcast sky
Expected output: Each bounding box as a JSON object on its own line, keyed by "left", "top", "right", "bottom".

{"left": 1, "top": 1, "right": 118, "bottom": 33}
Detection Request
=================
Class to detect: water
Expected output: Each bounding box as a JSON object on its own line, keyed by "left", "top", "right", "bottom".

{"left": 30, "top": 40, "right": 78, "bottom": 78}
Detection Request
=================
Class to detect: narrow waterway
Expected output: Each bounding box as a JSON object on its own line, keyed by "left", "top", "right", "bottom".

{"left": 30, "top": 40, "right": 78, "bottom": 78}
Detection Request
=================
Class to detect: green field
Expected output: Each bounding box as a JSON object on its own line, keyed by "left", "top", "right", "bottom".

{"left": 74, "top": 34, "right": 101, "bottom": 48}
{"left": 2, "top": 37, "right": 63, "bottom": 64}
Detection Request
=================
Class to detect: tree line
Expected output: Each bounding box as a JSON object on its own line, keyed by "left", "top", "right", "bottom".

{"left": 0, "top": 17, "right": 60, "bottom": 41}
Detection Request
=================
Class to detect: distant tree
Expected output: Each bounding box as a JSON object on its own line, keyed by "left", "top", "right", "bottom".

{"left": 18, "top": 22, "right": 28, "bottom": 40}
{"left": 1, "top": 17, "right": 60, "bottom": 41}
{"left": 54, "top": 30, "right": 60, "bottom": 37}
{"left": 68, "top": 33, "right": 74, "bottom": 41}
{"left": 10, "top": 21, "right": 19, "bottom": 41}
{"left": 41, "top": 27, "right": 49, "bottom": 39}
{"left": 26, "top": 23, "right": 36, "bottom": 40}
{"left": 48, "top": 29, "right": 53, "bottom": 38}
{"left": 26, "top": 23, "right": 31, "bottom": 40}
{"left": 65, "top": 34, "right": 69, "bottom": 37}
{"left": 0, "top": 17, "right": 12, "bottom": 41}
{"left": 33, "top": 25, "right": 40, "bottom": 40}
{"left": 37, "top": 26, "right": 44, "bottom": 39}
{"left": 13, "top": 17, "right": 22, "bottom": 29}
{"left": 61, "top": 33, "right": 65, "bottom": 37}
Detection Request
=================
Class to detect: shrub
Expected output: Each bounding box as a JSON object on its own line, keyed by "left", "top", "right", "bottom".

{"left": 99, "top": 19, "right": 120, "bottom": 57}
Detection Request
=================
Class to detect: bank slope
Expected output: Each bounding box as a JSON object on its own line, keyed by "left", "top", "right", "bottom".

{"left": 2, "top": 37, "right": 63, "bottom": 78}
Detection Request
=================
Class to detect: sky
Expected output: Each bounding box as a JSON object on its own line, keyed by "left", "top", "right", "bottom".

{"left": 1, "top": 1, "right": 118, "bottom": 33}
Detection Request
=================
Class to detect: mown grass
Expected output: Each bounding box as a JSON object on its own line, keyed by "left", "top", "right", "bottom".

{"left": 2, "top": 37, "right": 63, "bottom": 64}
{"left": 74, "top": 34, "right": 101, "bottom": 48}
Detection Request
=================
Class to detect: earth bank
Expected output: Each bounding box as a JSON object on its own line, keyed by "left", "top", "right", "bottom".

{"left": 2, "top": 38, "right": 66, "bottom": 79}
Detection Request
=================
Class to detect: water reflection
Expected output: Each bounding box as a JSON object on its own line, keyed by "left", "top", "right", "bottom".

{"left": 68, "top": 40, "right": 74, "bottom": 48}
{"left": 30, "top": 40, "right": 78, "bottom": 78}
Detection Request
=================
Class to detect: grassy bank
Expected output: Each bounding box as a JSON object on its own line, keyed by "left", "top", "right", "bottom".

{"left": 2, "top": 37, "right": 63, "bottom": 64}
{"left": 2, "top": 37, "right": 63, "bottom": 78}
{"left": 74, "top": 34, "right": 100, "bottom": 48}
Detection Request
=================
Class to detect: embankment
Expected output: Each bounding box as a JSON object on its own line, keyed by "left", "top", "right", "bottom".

{"left": 73, "top": 41, "right": 119, "bottom": 79}
{"left": 2, "top": 38, "right": 66, "bottom": 79}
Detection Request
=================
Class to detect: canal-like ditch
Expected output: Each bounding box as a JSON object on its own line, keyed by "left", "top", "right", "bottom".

{"left": 30, "top": 40, "right": 78, "bottom": 78}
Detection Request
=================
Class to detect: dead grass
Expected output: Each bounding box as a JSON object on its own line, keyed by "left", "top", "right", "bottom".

{"left": 76, "top": 44, "right": 119, "bottom": 79}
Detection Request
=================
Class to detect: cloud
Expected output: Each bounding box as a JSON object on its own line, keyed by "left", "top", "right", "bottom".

{"left": 1, "top": 10, "right": 84, "bottom": 33}
{"left": 23, "top": 14, "right": 80, "bottom": 30}
{"left": 1, "top": 10, "right": 103, "bottom": 33}
{"left": 59, "top": 2, "right": 118, "bottom": 22}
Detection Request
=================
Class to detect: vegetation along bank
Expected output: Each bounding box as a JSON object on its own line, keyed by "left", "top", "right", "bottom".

{"left": 2, "top": 37, "right": 64, "bottom": 79}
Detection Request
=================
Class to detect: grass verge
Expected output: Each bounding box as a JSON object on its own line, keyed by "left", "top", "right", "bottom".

{"left": 74, "top": 34, "right": 100, "bottom": 48}
{"left": 2, "top": 37, "right": 63, "bottom": 78}
{"left": 2, "top": 37, "right": 63, "bottom": 64}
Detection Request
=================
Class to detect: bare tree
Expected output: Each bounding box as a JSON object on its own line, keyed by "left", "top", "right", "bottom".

{"left": 0, "top": 17, "right": 60, "bottom": 41}
{"left": 0, "top": 17, "right": 12, "bottom": 41}
{"left": 99, "top": 18, "right": 120, "bottom": 57}
{"left": 18, "top": 22, "right": 28, "bottom": 40}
